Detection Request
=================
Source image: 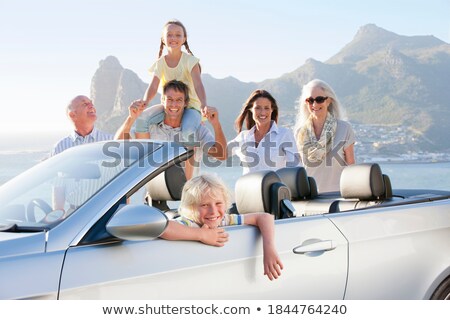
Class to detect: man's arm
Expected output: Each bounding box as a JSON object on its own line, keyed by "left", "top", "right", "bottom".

{"left": 204, "top": 106, "right": 227, "bottom": 160}
{"left": 52, "top": 186, "right": 65, "bottom": 210}
{"left": 114, "top": 100, "right": 145, "bottom": 140}
{"left": 160, "top": 221, "right": 229, "bottom": 247}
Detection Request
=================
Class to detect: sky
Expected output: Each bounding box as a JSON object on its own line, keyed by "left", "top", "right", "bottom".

{"left": 0, "top": 0, "right": 449, "bottom": 134}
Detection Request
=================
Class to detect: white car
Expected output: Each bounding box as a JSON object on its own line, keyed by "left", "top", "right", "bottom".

{"left": 0, "top": 140, "right": 449, "bottom": 299}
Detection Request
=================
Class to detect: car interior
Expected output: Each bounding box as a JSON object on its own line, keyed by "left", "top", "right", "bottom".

{"left": 144, "top": 161, "right": 450, "bottom": 221}
{"left": 145, "top": 164, "right": 187, "bottom": 219}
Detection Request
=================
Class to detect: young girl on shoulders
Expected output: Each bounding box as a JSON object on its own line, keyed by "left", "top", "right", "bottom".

{"left": 135, "top": 19, "right": 207, "bottom": 140}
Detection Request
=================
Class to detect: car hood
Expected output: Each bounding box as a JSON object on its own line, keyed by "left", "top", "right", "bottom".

{"left": 0, "top": 232, "right": 47, "bottom": 258}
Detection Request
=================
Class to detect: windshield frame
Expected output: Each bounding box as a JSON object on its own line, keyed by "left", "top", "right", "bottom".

{"left": 0, "top": 141, "right": 164, "bottom": 231}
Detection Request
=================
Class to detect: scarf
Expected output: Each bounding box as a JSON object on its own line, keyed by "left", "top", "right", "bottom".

{"left": 299, "top": 113, "right": 337, "bottom": 164}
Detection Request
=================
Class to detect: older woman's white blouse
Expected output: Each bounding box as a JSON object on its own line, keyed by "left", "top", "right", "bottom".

{"left": 228, "top": 121, "right": 301, "bottom": 175}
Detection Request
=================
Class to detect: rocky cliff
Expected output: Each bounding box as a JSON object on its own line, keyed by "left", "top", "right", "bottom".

{"left": 92, "top": 24, "right": 450, "bottom": 152}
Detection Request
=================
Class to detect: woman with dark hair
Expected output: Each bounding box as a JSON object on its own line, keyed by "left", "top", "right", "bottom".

{"left": 228, "top": 89, "right": 300, "bottom": 175}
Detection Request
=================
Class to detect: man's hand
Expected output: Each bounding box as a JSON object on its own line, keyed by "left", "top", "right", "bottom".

{"left": 128, "top": 100, "right": 146, "bottom": 120}
{"left": 203, "top": 106, "right": 220, "bottom": 126}
{"left": 203, "top": 105, "right": 227, "bottom": 160}
{"left": 199, "top": 224, "right": 229, "bottom": 246}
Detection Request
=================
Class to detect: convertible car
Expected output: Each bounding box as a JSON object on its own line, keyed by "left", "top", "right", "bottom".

{"left": 0, "top": 140, "right": 449, "bottom": 299}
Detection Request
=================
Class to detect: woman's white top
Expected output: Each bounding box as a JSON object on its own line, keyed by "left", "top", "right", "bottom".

{"left": 228, "top": 121, "right": 301, "bottom": 175}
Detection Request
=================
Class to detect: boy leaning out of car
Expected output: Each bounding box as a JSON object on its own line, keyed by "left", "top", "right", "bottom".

{"left": 160, "top": 173, "right": 283, "bottom": 281}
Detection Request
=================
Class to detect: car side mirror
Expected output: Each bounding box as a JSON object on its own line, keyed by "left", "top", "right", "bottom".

{"left": 106, "top": 205, "right": 168, "bottom": 241}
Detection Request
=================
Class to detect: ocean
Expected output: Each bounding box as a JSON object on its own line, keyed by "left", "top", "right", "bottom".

{"left": 0, "top": 132, "right": 449, "bottom": 191}
{"left": 201, "top": 161, "right": 450, "bottom": 191}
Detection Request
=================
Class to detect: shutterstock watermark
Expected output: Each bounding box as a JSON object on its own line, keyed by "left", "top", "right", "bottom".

{"left": 100, "top": 138, "right": 348, "bottom": 169}
{"left": 301, "top": 140, "right": 347, "bottom": 168}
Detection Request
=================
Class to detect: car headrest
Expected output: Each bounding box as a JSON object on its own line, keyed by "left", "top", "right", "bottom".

{"left": 340, "top": 163, "right": 386, "bottom": 200}
{"left": 308, "top": 177, "right": 318, "bottom": 198}
{"left": 276, "top": 167, "right": 317, "bottom": 200}
{"left": 235, "top": 170, "right": 281, "bottom": 214}
{"left": 382, "top": 174, "right": 393, "bottom": 199}
{"left": 146, "top": 165, "right": 187, "bottom": 201}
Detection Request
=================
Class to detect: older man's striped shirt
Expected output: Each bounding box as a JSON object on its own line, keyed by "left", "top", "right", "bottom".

{"left": 51, "top": 127, "right": 113, "bottom": 156}
{"left": 51, "top": 127, "right": 115, "bottom": 207}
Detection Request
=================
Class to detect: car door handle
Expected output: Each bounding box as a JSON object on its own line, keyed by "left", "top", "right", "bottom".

{"left": 293, "top": 239, "right": 336, "bottom": 254}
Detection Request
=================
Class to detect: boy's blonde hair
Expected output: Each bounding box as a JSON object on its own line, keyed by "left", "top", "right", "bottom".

{"left": 179, "top": 174, "right": 231, "bottom": 224}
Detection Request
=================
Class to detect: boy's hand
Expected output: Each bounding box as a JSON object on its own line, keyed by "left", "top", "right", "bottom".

{"left": 199, "top": 224, "right": 229, "bottom": 247}
{"left": 263, "top": 246, "right": 284, "bottom": 280}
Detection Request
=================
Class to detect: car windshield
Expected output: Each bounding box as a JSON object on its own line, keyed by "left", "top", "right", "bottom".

{"left": 0, "top": 141, "right": 162, "bottom": 231}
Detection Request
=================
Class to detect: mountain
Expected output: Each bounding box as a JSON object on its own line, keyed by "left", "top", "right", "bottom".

{"left": 90, "top": 56, "right": 157, "bottom": 133}
{"left": 91, "top": 24, "right": 450, "bottom": 152}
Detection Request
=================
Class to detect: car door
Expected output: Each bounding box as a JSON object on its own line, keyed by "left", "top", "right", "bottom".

{"left": 59, "top": 213, "right": 348, "bottom": 299}
{"left": 328, "top": 200, "right": 450, "bottom": 299}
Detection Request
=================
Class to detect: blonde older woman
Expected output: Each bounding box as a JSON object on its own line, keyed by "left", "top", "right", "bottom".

{"left": 294, "top": 79, "right": 355, "bottom": 193}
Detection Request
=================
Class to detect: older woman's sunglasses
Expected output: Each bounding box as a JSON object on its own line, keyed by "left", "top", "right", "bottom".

{"left": 305, "top": 96, "right": 328, "bottom": 104}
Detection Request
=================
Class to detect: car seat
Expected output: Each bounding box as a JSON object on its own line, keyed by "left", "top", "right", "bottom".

{"left": 275, "top": 167, "right": 339, "bottom": 216}
{"left": 333, "top": 163, "right": 393, "bottom": 212}
{"left": 145, "top": 164, "right": 187, "bottom": 218}
{"left": 234, "top": 170, "right": 291, "bottom": 219}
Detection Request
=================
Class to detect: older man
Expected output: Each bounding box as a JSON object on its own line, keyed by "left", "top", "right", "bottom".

{"left": 51, "top": 95, "right": 114, "bottom": 155}
{"left": 51, "top": 96, "right": 142, "bottom": 211}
